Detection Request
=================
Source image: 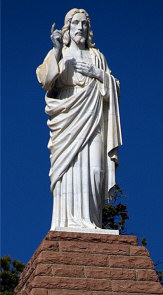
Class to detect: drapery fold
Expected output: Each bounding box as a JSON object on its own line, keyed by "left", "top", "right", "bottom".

{"left": 45, "top": 79, "right": 103, "bottom": 194}
{"left": 42, "top": 48, "right": 122, "bottom": 199}
{"left": 36, "top": 47, "right": 122, "bottom": 228}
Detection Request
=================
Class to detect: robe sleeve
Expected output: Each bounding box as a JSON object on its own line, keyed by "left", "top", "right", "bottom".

{"left": 36, "top": 49, "right": 59, "bottom": 91}
{"left": 93, "top": 50, "right": 111, "bottom": 101}
{"left": 94, "top": 50, "right": 122, "bottom": 200}
{"left": 97, "top": 70, "right": 110, "bottom": 100}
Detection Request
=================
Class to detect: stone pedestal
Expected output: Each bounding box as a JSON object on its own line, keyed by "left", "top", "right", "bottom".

{"left": 15, "top": 231, "right": 163, "bottom": 295}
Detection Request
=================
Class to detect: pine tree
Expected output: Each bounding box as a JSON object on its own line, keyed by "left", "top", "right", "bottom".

{"left": 0, "top": 256, "right": 25, "bottom": 295}
{"left": 102, "top": 184, "right": 129, "bottom": 233}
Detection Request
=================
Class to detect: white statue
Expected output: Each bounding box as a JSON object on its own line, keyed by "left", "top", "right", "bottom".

{"left": 36, "top": 8, "right": 122, "bottom": 230}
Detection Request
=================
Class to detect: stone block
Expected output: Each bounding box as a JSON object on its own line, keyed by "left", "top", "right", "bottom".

{"left": 34, "top": 264, "right": 52, "bottom": 276}
{"left": 36, "top": 251, "right": 108, "bottom": 266}
{"left": 46, "top": 231, "right": 138, "bottom": 245}
{"left": 52, "top": 265, "right": 85, "bottom": 278}
{"left": 130, "top": 245, "right": 149, "bottom": 256}
{"left": 48, "top": 290, "right": 92, "bottom": 295}
{"left": 39, "top": 240, "right": 59, "bottom": 252}
{"left": 138, "top": 269, "right": 159, "bottom": 281}
{"left": 112, "top": 280, "right": 163, "bottom": 293}
{"left": 109, "top": 255, "right": 154, "bottom": 269}
{"left": 60, "top": 240, "right": 130, "bottom": 255}
{"left": 31, "top": 276, "right": 112, "bottom": 291}
{"left": 30, "top": 289, "right": 48, "bottom": 295}
{"left": 85, "top": 266, "right": 136, "bottom": 280}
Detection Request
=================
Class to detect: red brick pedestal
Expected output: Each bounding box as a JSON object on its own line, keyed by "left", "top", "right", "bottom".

{"left": 15, "top": 231, "right": 163, "bottom": 295}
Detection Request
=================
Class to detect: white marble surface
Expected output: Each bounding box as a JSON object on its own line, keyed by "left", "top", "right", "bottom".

{"left": 53, "top": 227, "right": 119, "bottom": 235}
{"left": 36, "top": 8, "right": 122, "bottom": 231}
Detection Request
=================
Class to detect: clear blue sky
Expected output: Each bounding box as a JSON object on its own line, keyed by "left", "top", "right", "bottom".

{"left": 2, "top": 0, "right": 163, "bottom": 272}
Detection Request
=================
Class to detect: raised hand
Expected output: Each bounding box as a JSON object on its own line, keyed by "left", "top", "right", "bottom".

{"left": 73, "top": 62, "right": 103, "bottom": 82}
{"left": 50, "top": 23, "right": 63, "bottom": 60}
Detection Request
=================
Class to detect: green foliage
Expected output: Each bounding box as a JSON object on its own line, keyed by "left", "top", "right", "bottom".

{"left": 155, "top": 261, "right": 163, "bottom": 286}
{"left": 156, "top": 270, "right": 163, "bottom": 285}
{"left": 102, "top": 184, "right": 129, "bottom": 233}
{"left": 0, "top": 256, "right": 25, "bottom": 295}
{"left": 141, "top": 237, "right": 147, "bottom": 246}
{"left": 0, "top": 292, "right": 14, "bottom": 295}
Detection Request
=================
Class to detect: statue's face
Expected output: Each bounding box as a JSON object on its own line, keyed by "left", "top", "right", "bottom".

{"left": 70, "top": 13, "right": 88, "bottom": 46}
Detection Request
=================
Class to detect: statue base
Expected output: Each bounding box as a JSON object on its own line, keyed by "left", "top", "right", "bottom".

{"left": 52, "top": 227, "right": 119, "bottom": 235}
{"left": 15, "top": 230, "right": 163, "bottom": 295}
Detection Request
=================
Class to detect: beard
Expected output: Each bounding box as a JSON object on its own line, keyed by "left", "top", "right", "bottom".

{"left": 72, "top": 34, "right": 86, "bottom": 46}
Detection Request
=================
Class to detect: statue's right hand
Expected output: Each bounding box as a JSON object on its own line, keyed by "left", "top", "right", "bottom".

{"left": 50, "top": 23, "right": 63, "bottom": 51}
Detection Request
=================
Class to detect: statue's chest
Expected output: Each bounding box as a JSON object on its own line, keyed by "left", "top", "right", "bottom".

{"left": 59, "top": 52, "right": 94, "bottom": 85}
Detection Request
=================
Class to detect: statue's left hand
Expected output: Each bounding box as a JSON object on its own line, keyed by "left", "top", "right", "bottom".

{"left": 73, "top": 62, "right": 103, "bottom": 82}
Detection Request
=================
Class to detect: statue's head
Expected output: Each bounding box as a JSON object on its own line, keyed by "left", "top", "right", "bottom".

{"left": 62, "top": 8, "right": 95, "bottom": 48}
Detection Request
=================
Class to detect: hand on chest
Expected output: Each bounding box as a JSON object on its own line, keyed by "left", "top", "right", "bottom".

{"left": 59, "top": 50, "right": 94, "bottom": 84}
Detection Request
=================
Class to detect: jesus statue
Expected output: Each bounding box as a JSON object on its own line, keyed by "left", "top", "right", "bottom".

{"left": 36, "top": 8, "right": 122, "bottom": 230}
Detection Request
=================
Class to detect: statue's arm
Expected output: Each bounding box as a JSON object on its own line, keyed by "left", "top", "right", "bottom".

{"left": 36, "top": 49, "right": 59, "bottom": 91}
{"left": 36, "top": 24, "right": 63, "bottom": 91}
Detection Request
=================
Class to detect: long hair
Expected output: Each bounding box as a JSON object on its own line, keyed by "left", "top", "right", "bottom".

{"left": 62, "top": 8, "right": 95, "bottom": 48}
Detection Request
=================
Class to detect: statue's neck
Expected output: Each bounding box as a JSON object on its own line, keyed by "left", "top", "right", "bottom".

{"left": 69, "top": 39, "right": 86, "bottom": 51}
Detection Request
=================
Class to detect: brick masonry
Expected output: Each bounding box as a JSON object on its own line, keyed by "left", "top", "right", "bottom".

{"left": 14, "top": 231, "right": 163, "bottom": 295}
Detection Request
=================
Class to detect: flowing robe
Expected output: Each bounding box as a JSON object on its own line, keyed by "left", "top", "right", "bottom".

{"left": 36, "top": 47, "right": 122, "bottom": 229}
